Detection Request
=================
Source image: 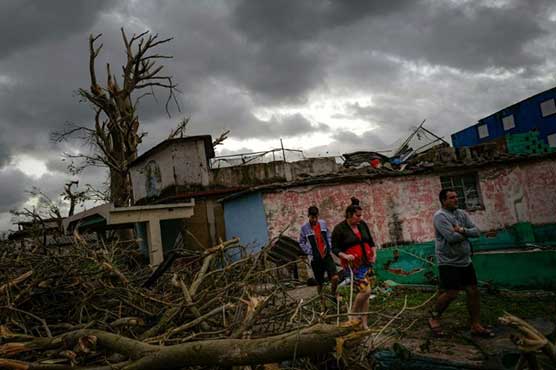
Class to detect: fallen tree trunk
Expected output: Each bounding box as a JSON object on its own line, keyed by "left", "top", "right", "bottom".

{"left": 0, "top": 323, "right": 358, "bottom": 370}
{"left": 499, "top": 312, "right": 556, "bottom": 370}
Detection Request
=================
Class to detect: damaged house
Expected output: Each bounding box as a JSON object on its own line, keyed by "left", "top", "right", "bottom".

{"left": 62, "top": 88, "right": 556, "bottom": 290}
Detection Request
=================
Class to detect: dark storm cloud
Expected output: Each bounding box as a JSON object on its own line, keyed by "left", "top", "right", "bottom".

{"left": 0, "top": 1, "right": 114, "bottom": 59}
{"left": 0, "top": 7, "right": 180, "bottom": 170}
{"left": 1, "top": 0, "right": 556, "bottom": 231}
{"left": 268, "top": 113, "right": 329, "bottom": 137}
{"left": 305, "top": 129, "right": 389, "bottom": 158}
{"left": 0, "top": 134, "right": 11, "bottom": 167}
{"left": 229, "top": 0, "right": 416, "bottom": 102}
{"left": 402, "top": 1, "right": 546, "bottom": 71}
{"left": 332, "top": 130, "right": 387, "bottom": 151}
{"left": 0, "top": 168, "right": 30, "bottom": 212}
{"left": 0, "top": 160, "right": 109, "bottom": 231}
{"left": 336, "top": 0, "right": 553, "bottom": 72}
{"left": 191, "top": 94, "right": 329, "bottom": 139}
{"left": 232, "top": 0, "right": 415, "bottom": 43}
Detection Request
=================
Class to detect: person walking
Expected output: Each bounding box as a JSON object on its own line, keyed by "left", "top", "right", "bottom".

{"left": 429, "top": 189, "right": 494, "bottom": 338}
{"left": 299, "top": 206, "right": 339, "bottom": 302}
{"left": 332, "top": 197, "right": 376, "bottom": 329}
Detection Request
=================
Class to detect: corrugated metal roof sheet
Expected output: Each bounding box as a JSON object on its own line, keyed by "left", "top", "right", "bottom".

{"left": 265, "top": 235, "right": 305, "bottom": 264}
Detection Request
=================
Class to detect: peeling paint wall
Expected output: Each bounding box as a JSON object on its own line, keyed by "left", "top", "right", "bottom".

{"left": 476, "top": 160, "right": 556, "bottom": 228}
{"left": 130, "top": 140, "right": 211, "bottom": 201}
{"left": 263, "top": 159, "right": 556, "bottom": 246}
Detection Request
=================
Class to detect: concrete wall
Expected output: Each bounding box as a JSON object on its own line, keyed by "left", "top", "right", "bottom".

{"left": 262, "top": 159, "right": 556, "bottom": 246}
{"left": 289, "top": 157, "right": 339, "bottom": 179}
{"left": 131, "top": 142, "right": 338, "bottom": 198}
{"left": 210, "top": 157, "right": 338, "bottom": 187}
{"left": 130, "top": 140, "right": 211, "bottom": 201}
{"left": 211, "top": 161, "right": 289, "bottom": 187}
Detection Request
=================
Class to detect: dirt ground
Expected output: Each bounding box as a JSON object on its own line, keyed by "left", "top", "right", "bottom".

{"left": 287, "top": 284, "right": 556, "bottom": 368}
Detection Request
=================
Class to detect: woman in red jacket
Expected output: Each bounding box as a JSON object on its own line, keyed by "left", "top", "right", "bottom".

{"left": 332, "top": 197, "right": 376, "bottom": 329}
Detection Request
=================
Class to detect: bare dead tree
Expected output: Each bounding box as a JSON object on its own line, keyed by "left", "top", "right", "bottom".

{"left": 168, "top": 117, "right": 190, "bottom": 139}
{"left": 53, "top": 28, "right": 179, "bottom": 208}
{"left": 9, "top": 187, "right": 64, "bottom": 247}
{"left": 62, "top": 181, "right": 89, "bottom": 217}
{"left": 168, "top": 117, "right": 230, "bottom": 148}
{"left": 10, "top": 187, "right": 63, "bottom": 223}
{"left": 500, "top": 312, "right": 556, "bottom": 369}
{"left": 212, "top": 129, "right": 230, "bottom": 147}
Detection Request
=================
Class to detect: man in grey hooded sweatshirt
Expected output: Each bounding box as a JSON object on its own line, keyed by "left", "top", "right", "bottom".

{"left": 428, "top": 188, "right": 494, "bottom": 338}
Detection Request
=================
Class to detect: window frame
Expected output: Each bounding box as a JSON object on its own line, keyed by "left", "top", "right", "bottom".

{"left": 440, "top": 172, "right": 484, "bottom": 211}
{"left": 548, "top": 133, "right": 556, "bottom": 148}
{"left": 502, "top": 114, "right": 515, "bottom": 131}
{"left": 477, "top": 124, "right": 489, "bottom": 139}
{"left": 540, "top": 98, "right": 556, "bottom": 118}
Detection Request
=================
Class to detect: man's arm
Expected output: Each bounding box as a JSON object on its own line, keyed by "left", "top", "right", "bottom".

{"left": 434, "top": 213, "right": 466, "bottom": 243}
{"left": 461, "top": 211, "right": 480, "bottom": 238}
{"left": 299, "top": 226, "right": 312, "bottom": 256}
{"left": 323, "top": 220, "right": 333, "bottom": 247}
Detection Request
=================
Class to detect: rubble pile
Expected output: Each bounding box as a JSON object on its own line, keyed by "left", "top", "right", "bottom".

{"left": 0, "top": 235, "right": 365, "bottom": 369}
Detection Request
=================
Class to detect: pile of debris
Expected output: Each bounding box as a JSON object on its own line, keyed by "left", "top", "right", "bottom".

{"left": 1, "top": 233, "right": 554, "bottom": 369}
{"left": 341, "top": 121, "right": 454, "bottom": 172}
{"left": 0, "top": 234, "right": 371, "bottom": 369}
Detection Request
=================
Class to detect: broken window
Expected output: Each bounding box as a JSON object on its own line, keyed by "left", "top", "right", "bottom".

{"left": 502, "top": 115, "right": 515, "bottom": 131}
{"left": 548, "top": 133, "right": 556, "bottom": 148}
{"left": 477, "top": 124, "right": 489, "bottom": 139}
{"left": 440, "top": 173, "right": 483, "bottom": 210}
{"left": 540, "top": 98, "right": 556, "bottom": 117}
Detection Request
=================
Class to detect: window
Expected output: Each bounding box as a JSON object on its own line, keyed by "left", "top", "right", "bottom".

{"left": 540, "top": 99, "right": 556, "bottom": 117}
{"left": 477, "top": 124, "right": 489, "bottom": 139}
{"left": 548, "top": 133, "right": 556, "bottom": 148}
{"left": 502, "top": 115, "right": 515, "bottom": 131}
{"left": 440, "top": 174, "right": 483, "bottom": 210}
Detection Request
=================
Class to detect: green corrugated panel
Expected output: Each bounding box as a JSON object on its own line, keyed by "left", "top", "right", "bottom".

{"left": 507, "top": 141, "right": 530, "bottom": 147}
{"left": 472, "top": 250, "right": 556, "bottom": 290}
{"left": 472, "top": 228, "right": 516, "bottom": 251}
{"left": 533, "top": 223, "right": 556, "bottom": 244}
{"left": 507, "top": 148, "right": 530, "bottom": 155}
{"left": 375, "top": 222, "right": 556, "bottom": 289}
{"left": 507, "top": 142, "right": 529, "bottom": 147}
{"left": 506, "top": 145, "right": 528, "bottom": 151}
{"left": 376, "top": 249, "right": 556, "bottom": 289}
{"left": 505, "top": 132, "right": 542, "bottom": 148}
{"left": 507, "top": 149, "right": 528, "bottom": 153}
{"left": 512, "top": 222, "right": 536, "bottom": 244}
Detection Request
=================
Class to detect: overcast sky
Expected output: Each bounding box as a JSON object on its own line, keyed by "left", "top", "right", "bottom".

{"left": 1, "top": 0, "right": 556, "bottom": 232}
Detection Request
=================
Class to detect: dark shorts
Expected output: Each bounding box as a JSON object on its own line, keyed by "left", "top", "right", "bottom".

{"left": 311, "top": 254, "right": 338, "bottom": 285}
{"left": 438, "top": 263, "right": 477, "bottom": 290}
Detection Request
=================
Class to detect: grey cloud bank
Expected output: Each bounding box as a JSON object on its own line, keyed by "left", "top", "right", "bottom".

{"left": 1, "top": 0, "right": 555, "bottom": 231}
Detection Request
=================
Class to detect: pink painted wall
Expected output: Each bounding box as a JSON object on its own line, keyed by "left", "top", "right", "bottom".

{"left": 263, "top": 159, "right": 556, "bottom": 246}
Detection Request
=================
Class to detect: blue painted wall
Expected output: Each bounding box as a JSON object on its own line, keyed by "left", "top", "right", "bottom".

{"left": 452, "top": 87, "right": 556, "bottom": 148}
{"left": 223, "top": 192, "right": 269, "bottom": 257}
{"left": 451, "top": 125, "right": 478, "bottom": 148}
